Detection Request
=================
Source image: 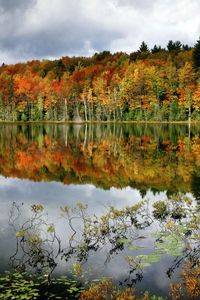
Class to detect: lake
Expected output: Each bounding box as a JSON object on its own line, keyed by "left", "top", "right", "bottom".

{"left": 0, "top": 123, "right": 199, "bottom": 298}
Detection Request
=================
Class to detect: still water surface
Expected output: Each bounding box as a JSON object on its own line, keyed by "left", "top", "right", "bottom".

{"left": 0, "top": 124, "right": 199, "bottom": 297}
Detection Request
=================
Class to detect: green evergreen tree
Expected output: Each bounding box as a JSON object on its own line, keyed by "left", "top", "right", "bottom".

{"left": 182, "top": 44, "right": 191, "bottom": 51}
{"left": 151, "top": 45, "right": 162, "bottom": 53}
{"left": 167, "top": 40, "right": 182, "bottom": 51}
{"left": 139, "top": 41, "right": 149, "bottom": 53}
{"left": 193, "top": 37, "right": 200, "bottom": 70}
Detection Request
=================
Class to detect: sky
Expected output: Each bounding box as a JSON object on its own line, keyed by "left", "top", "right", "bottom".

{"left": 0, "top": 0, "right": 200, "bottom": 64}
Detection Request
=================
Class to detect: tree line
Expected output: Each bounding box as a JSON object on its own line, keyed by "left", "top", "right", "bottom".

{"left": 0, "top": 38, "right": 200, "bottom": 122}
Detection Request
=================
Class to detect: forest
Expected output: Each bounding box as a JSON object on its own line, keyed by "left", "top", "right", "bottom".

{"left": 0, "top": 39, "right": 200, "bottom": 122}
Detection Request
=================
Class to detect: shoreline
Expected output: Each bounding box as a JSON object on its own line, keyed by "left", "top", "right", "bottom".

{"left": 0, "top": 120, "right": 199, "bottom": 125}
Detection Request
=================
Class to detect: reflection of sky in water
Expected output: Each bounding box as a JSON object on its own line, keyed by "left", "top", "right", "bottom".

{"left": 0, "top": 176, "right": 185, "bottom": 296}
{"left": 0, "top": 175, "right": 167, "bottom": 211}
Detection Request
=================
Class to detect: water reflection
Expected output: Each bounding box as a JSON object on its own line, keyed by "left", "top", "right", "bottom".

{"left": 0, "top": 189, "right": 199, "bottom": 296}
{"left": 0, "top": 123, "right": 200, "bottom": 195}
{"left": 0, "top": 124, "right": 199, "bottom": 297}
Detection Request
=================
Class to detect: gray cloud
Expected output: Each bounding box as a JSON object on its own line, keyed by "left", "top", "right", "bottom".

{"left": 114, "top": 0, "right": 156, "bottom": 10}
{"left": 0, "top": 0, "right": 36, "bottom": 12}
{"left": 0, "top": 0, "right": 199, "bottom": 63}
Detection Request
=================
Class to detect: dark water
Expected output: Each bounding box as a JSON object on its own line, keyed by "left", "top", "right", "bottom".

{"left": 0, "top": 124, "right": 199, "bottom": 297}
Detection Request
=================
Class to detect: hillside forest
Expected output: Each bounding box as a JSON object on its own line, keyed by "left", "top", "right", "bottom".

{"left": 0, "top": 39, "right": 200, "bottom": 122}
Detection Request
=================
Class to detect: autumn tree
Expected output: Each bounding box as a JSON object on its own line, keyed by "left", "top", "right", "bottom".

{"left": 178, "top": 62, "right": 195, "bottom": 121}
{"left": 0, "top": 38, "right": 199, "bottom": 122}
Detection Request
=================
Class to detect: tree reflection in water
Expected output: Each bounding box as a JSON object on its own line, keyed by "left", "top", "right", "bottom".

{"left": 1, "top": 123, "right": 200, "bottom": 194}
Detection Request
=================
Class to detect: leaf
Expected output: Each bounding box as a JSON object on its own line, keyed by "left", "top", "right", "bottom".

{"left": 16, "top": 230, "right": 26, "bottom": 238}
{"left": 117, "top": 238, "right": 131, "bottom": 244}
{"left": 137, "top": 254, "right": 161, "bottom": 264}
{"left": 140, "top": 262, "right": 151, "bottom": 268}
{"left": 167, "top": 250, "right": 183, "bottom": 256}
{"left": 128, "top": 245, "right": 145, "bottom": 251}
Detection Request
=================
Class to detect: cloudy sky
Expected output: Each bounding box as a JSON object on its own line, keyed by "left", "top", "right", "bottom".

{"left": 0, "top": 0, "right": 200, "bottom": 64}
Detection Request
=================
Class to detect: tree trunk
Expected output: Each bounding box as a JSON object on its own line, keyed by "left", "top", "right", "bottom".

{"left": 64, "top": 98, "right": 68, "bottom": 121}
{"left": 73, "top": 98, "right": 82, "bottom": 122}
{"left": 83, "top": 124, "right": 88, "bottom": 148}
{"left": 83, "top": 97, "right": 88, "bottom": 122}
{"left": 188, "top": 97, "right": 191, "bottom": 124}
